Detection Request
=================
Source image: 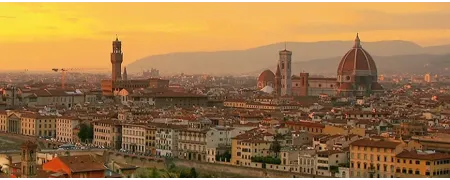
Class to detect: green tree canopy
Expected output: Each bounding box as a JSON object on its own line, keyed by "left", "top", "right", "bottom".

{"left": 77, "top": 124, "right": 93, "bottom": 143}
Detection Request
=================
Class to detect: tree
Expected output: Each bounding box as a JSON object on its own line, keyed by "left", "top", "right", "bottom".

{"left": 150, "top": 167, "right": 159, "bottom": 178}
{"left": 190, "top": 168, "right": 198, "bottom": 178}
{"left": 270, "top": 134, "right": 283, "bottom": 158}
{"left": 215, "top": 151, "right": 231, "bottom": 162}
{"left": 135, "top": 167, "right": 165, "bottom": 178}
{"left": 77, "top": 124, "right": 93, "bottom": 143}
{"left": 179, "top": 170, "right": 190, "bottom": 178}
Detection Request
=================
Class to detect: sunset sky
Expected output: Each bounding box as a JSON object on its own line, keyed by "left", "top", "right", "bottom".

{"left": 1, "top": 2, "right": 450, "bottom": 71}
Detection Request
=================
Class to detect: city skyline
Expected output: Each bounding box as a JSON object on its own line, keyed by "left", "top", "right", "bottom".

{"left": 2, "top": 2, "right": 450, "bottom": 70}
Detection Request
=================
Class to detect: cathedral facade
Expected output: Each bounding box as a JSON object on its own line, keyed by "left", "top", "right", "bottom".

{"left": 257, "top": 34, "right": 383, "bottom": 97}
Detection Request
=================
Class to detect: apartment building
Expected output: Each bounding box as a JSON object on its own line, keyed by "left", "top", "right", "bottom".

{"left": 177, "top": 119, "right": 214, "bottom": 162}
{"left": 154, "top": 123, "right": 186, "bottom": 157}
{"left": 93, "top": 119, "right": 122, "bottom": 149}
{"left": 20, "top": 113, "right": 56, "bottom": 137}
{"left": 121, "top": 123, "right": 147, "bottom": 153}
{"left": 395, "top": 150, "right": 450, "bottom": 178}
{"left": 231, "top": 129, "right": 274, "bottom": 167}
{"left": 145, "top": 126, "right": 156, "bottom": 155}
{"left": 285, "top": 121, "right": 325, "bottom": 135}
{"left": 315, "top": 150, "right": 348, "bottom": 176}
{"left": 205, "top": 126, "right": 247, "bottom": 163}
{"left": 56, "top": 116, "right": 81, "bottom": 143}
{"left": 350, "top": 139, "right": 404, "bottom": 178}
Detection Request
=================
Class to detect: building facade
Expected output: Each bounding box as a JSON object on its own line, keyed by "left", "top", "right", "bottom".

{"left": 93, "top": 120, "right": 122, "bottom": 149}
{"left": 350, "top": 139, "right": 404, "bottom": 178}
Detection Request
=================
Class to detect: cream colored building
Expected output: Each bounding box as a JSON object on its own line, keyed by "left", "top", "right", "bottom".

{"left": 93, "top": 119, "right": 122, "bottom": 149}
{"left": 56, "top": 116, "right": 81, "bottom": 143}
{"left": 122, "top": 123, "right": 147, "bottom": 153}
{"left": 0, "top": 110, "right": 7, "bottom": 132}
{"left": 20, "top": 113, "right": 56, "bottom": 137}
{"left": 154, "top": 123, "right": 187, "bottom": 157}
{"left": 178, "top": 121, "right": 210, "bottom": 162}
{"left": 7, "top": 112, "right": 21, "bottom": 134}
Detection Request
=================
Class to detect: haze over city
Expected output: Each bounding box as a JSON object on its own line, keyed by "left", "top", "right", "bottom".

{"left": 2, "top": 2, "right": 450, "bottom": 179}
{"left": 3, "top": 2, "right": 450, "bottom": 72}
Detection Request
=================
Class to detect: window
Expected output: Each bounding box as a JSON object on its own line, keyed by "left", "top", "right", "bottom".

{"left": 426, "top": 161, "right": 431, "bottom": 165}
{"left": 415, "top": 170, "right": 420, "bottom": 175}
{"left": 416, "top": 161, "right": 420, "bottom": 165}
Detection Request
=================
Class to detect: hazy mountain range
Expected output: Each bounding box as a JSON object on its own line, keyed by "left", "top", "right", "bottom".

{"left": 126, "top": 40, "right": 450, "bottom": 76}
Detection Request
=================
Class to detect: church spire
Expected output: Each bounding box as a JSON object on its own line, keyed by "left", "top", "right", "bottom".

{"left": 353, "top": 33, "right": 361, "bottom": 48}
{"left": 123, "top": 66, "right": 128, "bottom": 80}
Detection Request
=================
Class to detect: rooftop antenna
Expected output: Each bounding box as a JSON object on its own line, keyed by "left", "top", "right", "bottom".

{"left": 284, "top": 41, "right": 287, "bottom": 50}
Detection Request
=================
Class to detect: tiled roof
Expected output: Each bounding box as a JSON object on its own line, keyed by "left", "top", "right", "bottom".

{"left": 57, "top": 155, "right": 106, "bottom": 173}
{"left": 396, "top": 150, "right": 450, "bottom": 160}
{"left": 350, "top": 139, "right": 401, "bottom": 149}
{"left": 285, "top": 121, "right": 325, "bottom": 128}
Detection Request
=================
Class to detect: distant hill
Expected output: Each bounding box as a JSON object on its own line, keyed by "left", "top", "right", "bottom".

{"left": 126, "top": 40, "right": 450, "bottom": 76}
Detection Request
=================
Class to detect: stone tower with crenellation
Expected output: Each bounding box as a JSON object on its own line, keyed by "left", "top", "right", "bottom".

{"left": 111, "top": 36, "right": 123, "bottom": 81}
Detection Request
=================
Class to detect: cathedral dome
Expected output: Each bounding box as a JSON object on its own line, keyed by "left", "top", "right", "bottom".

{"left": 337, "top": 34, "right": 377, "bottom": 76}
{"left": 258, "top": 70, "right": 275, "bottom": 82}
{"left": 257, "top": 69, "right": 275, "bottom": 89}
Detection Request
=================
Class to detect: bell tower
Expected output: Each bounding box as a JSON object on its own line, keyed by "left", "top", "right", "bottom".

{"left": 279, "top": 45, "right": 292, "bottom": 96}
{"left": 21, "top": 141, "right": 37, "bottom": 178}
{"left": 111, "top": 35, "right": 123, "bottom": 81}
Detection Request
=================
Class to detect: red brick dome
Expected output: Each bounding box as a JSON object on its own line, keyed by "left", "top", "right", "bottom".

{"left": 258, "top": 69, "right": 275, "bottom": 82}
{"left": 337, "top": 34, "right": 377, "bottom": 76}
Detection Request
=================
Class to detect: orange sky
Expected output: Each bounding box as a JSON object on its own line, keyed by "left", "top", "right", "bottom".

{"left": 1, "top": 2, "right": 450, "bottom": 71}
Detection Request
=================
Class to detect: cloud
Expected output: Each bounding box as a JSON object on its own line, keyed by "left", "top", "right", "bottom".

{"left": 292, "top": 10, "right": 450, "bottom": 34}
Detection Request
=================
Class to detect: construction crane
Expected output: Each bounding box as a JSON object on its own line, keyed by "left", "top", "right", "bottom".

{"left": 52, "top": 68, "right": 106, "bottom": 89}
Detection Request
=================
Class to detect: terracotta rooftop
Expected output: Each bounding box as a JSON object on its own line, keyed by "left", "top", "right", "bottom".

{"left": 350, "top": 139, "right": 401, "bottom": 149}
{"left": 396, "top": 150, "right": 450, "bottom": 161}
{"left": 57, "top": 155, "right": 106, "bottom": 173}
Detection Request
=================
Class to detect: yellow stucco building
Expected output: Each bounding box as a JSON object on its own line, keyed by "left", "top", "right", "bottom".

{"left": 395, "top": 150, "right": 450, "bottom": 178}
{"left": 350, "top": 139, "right": 404, "bottom": 178}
